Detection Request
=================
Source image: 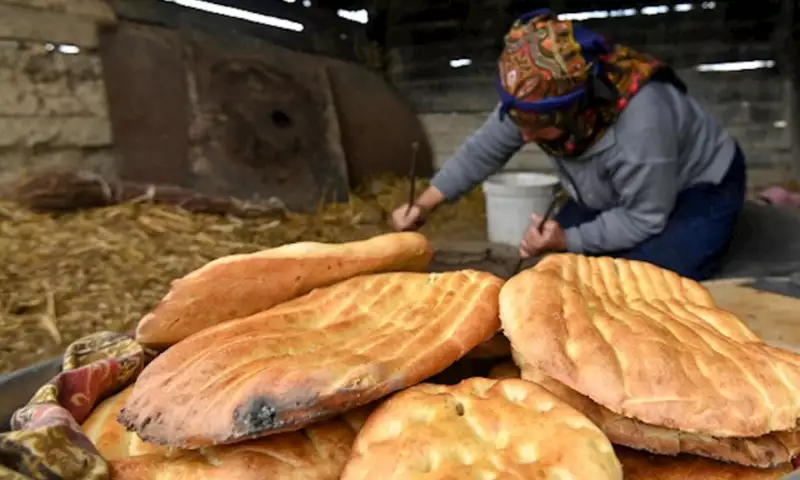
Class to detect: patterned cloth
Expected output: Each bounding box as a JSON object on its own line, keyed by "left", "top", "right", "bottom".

{"left": 497, "top": 10, "right": 684, "bottom": 157}
{"left": 0, "top": 332, "right": 157, "bottom": 480}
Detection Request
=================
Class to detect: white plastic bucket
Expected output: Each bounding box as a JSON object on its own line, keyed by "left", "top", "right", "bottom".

{"left": 482, "top": 171, "right": 560, "bottom": 247}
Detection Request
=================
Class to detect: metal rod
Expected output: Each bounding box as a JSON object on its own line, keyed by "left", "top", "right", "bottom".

{"left": 405, "top": 141, "right": 420, "bottom": 217}
{"left": 537, "top": 194, "right": 560, "bottom": 234}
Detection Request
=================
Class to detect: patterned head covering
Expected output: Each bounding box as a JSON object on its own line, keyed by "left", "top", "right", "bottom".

{"left": 497, "top": 9, "right": 684, "bottom": 157}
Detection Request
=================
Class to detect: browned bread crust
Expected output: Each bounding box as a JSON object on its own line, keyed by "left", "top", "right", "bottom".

{"left": 82, "top": 386, "right": 370, "bottom": 480}
{"left": 341, "top": 377, "right": 623, "bottom": 480}
{"left": 616, "top": 447, "right": 794, "bottom": 480}
{"left": 135, "top": 232, "right": 434, "bottom": 348}
{"left": 81, "top": 386, "right": 170, "bottom": 460}
{"left": 490, "top": 360, "right": 800, "bottom": 468}
{"left": 523, "top": 358, "right": 800, "bottom": 468}
{"left": 120, "top": 270, "right": 503, "bottom": 448}
{"left": 501, "top": 254, "right": 800, "bottom": 438}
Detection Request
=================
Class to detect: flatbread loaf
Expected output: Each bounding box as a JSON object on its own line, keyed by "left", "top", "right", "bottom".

{"left": 492, "top": 359, "right": 800, "bottom": 467}
{"left": 500, "top": 254, "right": 800, "bottom": 438}
{"left": 135, "top": 232, "right": 434, "bottom": 348}
{"left": 490, "top": 361, "right": 797, "bottom": 476}
{"left": 616, "top": 447, "right": 794, "bottom": 480}
{"left": 83, "top": 385, "right": 371, "bottom": 480}
{"left": 341, "top": 377, "right": 623, "bottom": 480}
{"left": 120, "top": 270, "right": 503, "bottom": 448}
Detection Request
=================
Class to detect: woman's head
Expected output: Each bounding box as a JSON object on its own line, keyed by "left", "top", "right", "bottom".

{"left": 495, "top": 9, "right": 674, "bottom": 156}
{"left": 497, "top": 11, "right": 604, "bottom": 142}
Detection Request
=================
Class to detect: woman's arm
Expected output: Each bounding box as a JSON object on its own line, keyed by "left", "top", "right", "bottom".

{"left": 422, "top": 104, "right": 525, "bottom": 210}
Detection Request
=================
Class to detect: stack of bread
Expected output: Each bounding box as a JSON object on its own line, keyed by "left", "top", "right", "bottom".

{"left": 498, "top": 254, "right": 800, "bottom": 478}
{"left": 77, "top": 234, "right": 800, "bottom": 479}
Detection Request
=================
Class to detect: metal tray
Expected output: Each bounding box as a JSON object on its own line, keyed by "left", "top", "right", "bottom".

{"left": 0, "top": 356, "right": 61, "bottom": 431}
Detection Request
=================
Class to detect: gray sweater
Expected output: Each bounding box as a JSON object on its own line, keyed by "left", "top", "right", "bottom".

{"left": 430, "top": 82, "right": 737, "bottom": 253}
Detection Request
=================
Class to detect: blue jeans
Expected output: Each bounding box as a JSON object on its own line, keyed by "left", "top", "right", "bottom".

{"left": 555, "top": 146, "right": 746, "bottom": 280}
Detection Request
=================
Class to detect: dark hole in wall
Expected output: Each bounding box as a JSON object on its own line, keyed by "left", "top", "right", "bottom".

{"left": 271, "top": 110, "right": 292, "bottom": 128}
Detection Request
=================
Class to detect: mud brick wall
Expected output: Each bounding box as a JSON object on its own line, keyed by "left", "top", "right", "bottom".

{"left": 0, "top": 0, "right": 117, "bottom": 189}
{"left": 385, "top": 0, "right": 795, "bottom": 190}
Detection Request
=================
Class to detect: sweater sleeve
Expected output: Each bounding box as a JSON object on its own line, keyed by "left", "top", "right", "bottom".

{"left": 429, "top": 104, "right": 526, "bottom": 202}
{"left": 563, "top": 122, "right": 681, "bottom": 254}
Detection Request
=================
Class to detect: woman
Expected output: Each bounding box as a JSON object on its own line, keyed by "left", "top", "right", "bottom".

{"left": 390, "top": 9, "right": 746, "bottom": 280}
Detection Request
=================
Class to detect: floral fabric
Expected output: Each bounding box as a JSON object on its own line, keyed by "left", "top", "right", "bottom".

{"left": 0, "top": 331, "right": 156, "bottom": 480}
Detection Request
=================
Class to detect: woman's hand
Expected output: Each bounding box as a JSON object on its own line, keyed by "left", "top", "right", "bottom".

{"left": 519, "top": 214, "right": 567, "bottom": 258}
{"left": 390, "top": 204, "right": 427, "bottom": 231}
{"left": 389, "top": 186, "right": 446, "bottom": 232}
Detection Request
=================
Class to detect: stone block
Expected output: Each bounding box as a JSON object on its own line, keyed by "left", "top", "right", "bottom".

{"left": 0, "top": 70, "right": 107, "bottom": 117}
{"left": 0, "top": 145, "right": 117, "bottom": 192}
{"left": 0, "top": 116, "right": 112, "bottom": 148}
{"left": 0, "top": 3, "right": 99, "bottom": 47}
{"left": 0, "top": 0, "right": 115, "bottom": 23}
{"left": 0, "top": 148, "right": 28, "bottom": 172}
{"left": 0, "top": 39, "right": 108, "bottom": 115}
{"left": 706, "top": 100, "right": 787, "bottom": 128}
{"left": 686, "top": 76, "right": 785, "bottom": 105}
{"left": 421, "top": 111, "right": 553, "bottom": 171}
{"left": 421, "top": 112, "right": 488, "bottom": 134}
{"left": 729, "top": 123, "right": 791, "bottom": 153}
{"left": 29, "top": 147, "right": 117, "bottom": 176}
{"left": 0, "top": 38, "right": 103, "bottom": 75}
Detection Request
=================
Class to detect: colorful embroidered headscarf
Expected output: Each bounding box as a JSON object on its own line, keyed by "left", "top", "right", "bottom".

{"left": 497, "top": 9, "right": 686, "bottom": 157}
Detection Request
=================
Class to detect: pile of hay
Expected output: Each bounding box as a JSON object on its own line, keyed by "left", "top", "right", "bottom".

{"left": 0, "top": 176, "right": 487, "bottom": 374}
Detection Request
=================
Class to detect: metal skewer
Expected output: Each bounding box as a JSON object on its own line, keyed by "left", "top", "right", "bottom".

{"left": 405, "top": 141, "right": 420, "bottom": 217}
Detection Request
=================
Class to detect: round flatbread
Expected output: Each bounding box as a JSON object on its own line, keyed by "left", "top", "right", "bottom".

{"left": 83, "top": 385, "right": 370, "bottom": 480}
{"left": 120, "top": 270, "right": 503, "bottom": 448}
{"left": 501, "top": 254, "right": 800, "bottom": 438}
{"left": 341, "top": 377, "right": 622, "bottom": 480}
